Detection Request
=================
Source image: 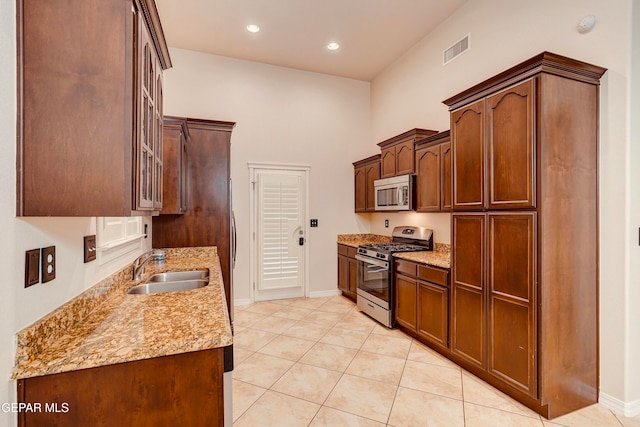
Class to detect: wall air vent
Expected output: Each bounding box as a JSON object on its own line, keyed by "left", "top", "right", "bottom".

{"left": 443, "top": 33, "right": 470, "bottom": 65}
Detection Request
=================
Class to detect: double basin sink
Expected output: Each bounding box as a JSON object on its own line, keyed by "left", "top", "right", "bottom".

{"left": 127, "top": 270, "right": 209, "bottom": 295}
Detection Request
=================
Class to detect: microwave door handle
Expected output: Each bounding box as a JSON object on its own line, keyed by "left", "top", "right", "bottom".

{"left": 397, "top": 186, "right": 402, "bottom": 206}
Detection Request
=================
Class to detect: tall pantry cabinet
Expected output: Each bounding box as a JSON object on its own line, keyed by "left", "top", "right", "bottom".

{"left": 443, "top": 52, "right": 606, "bottom": 418}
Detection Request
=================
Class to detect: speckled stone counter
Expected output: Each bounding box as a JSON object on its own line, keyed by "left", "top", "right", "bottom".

{"left": 393, "top": 243, "right": 451, "bottom": 269}
{"left": 12, "top": 247, "right": 232, "bottom": 380}
{"left": 337, "top": 233, "right": 392, "bottom": 248}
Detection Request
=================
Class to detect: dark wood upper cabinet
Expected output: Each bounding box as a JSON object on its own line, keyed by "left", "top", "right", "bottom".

{"left": 160, "top": 117, "right": 190, "bottom": 215}
{"left": 16, "top": 0, "right": 171, "bottom": 216}
{"left": 378, "top": 129, "right": 437, "bottom": 178}
{"left": 415, "top": 145, "right": 441, "bottom": 211}
{"left": 353, "top": 154, "right": 380, "bottom": 213}
{"left": 441, "top": 141, "right": 452, "bottom": 210}
{"left": 415, "top": 130, "right": 451, "bottom": 212}
{"left": 152, "top": 118, "right": 235, "bottom": 313}
{"left": 451, "top": 100, "right": 485, "bottom": 210}
{"left": 444, "top": 52, "right": 606, "bottom": 419}
{"left": 486, "top": 79, "right": 535, "bottom": 209}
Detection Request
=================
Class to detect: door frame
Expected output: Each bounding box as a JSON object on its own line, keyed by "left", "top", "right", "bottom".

{"left": 248, "top": 162, "right": 311, "bottom": 303}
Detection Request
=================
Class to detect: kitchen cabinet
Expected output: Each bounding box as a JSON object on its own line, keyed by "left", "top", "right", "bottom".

{"left": 414, "top": 130, "right": 451, "bottom": 212}
{"left": 395, "top": 259, "right": 449, "bottom": 349}
{"left": 443, "top": 52, "right": 606, "bottom": 418}
{"left": 160, "top": 117, "right": 190, "bottom": 214}
{"left": 16, "top": 0, "right": 171, "bottom": 216}
{"left": 353, "top": 155, "right": 380, "bottom": 212}
{"left": 451, "top": 212, "right": 536, "bottom": 395}
{"left": 153, "top": 118, "right": 236, "bottom": 313}
{"left": 337, "top": 244, "right": 358, "bottom": 301}
{"left": 450, "top": 79, "right": 534, "bottom": 211}
{"left": 17, "top": 348, "right": 225, "bottom": 427}
{"left": 378, "top": 129, "right": 437, "bottom": 178}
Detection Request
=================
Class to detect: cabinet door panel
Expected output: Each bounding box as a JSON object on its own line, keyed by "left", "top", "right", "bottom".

{"left": 488, "top": 213, "right": 537, "bottom": 397}
{"left": 338, "top": 255, "right": 348, "bottom": 293}
{"left": 348, "top": 258, "right": 359, "bottom": 297}
{"left": 365, "top": 163, "right": 380, "bottom": 212}
{"left": 452, "top": 100, "right": 485, "bottom": 210}
{"left": 487, "top": 79, "right": 535, "bottom": 209}
{"left": 451, "top": 285, "right": 484, "bottom": 367}
{"left": 395, "top": 275, "right": 417, "bottom": 330}
{"left": 451, "top": 214, "right": 485, "bottom": 367}
{"left": 354, "top": 166, "right": 366, "bottom": 212}
{"left": 441, "top": 142, "right": 452, "bottom": 210}
{"left": 415, "top": 145, "right": 441, "bottom": 211}
{"left": 381, "top": 148, "right": 396, "bottom": 178}
{"left": 452, "top": 214, "right": 485, "bottom": 290}
{"left": 395, "top": 141, "right": 415, "bottom": 175}
{"left": 418, "top": 281, "right": 448, "bottom": 348}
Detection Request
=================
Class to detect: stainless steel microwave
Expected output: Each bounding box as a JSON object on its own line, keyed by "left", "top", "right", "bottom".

{"left": 374, "top": 175, "right": 414, "bottom": 211}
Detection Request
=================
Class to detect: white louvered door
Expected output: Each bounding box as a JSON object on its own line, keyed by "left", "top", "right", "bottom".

{"left": 254, "top": 169, "right": 306, "bottom": 301}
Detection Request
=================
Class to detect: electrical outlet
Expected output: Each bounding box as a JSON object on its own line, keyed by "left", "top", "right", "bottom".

{"left": 385, "top": 219, "right": 389, "bottom": 228}
{"left": 310, "top": 219, "right": 318, "bottom": 227}
{"left": 84, "top": 235, "right": 96, "bottom": 263}
{"left": 41, "top": 246, "right": 56, "bottom": 283}
{"left": 25, "top": 249, "right": 40, "bottom": 288}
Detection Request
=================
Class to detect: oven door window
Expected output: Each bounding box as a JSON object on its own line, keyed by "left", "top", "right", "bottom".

{"left": 357, "top": 259, "right": 389, "bottom": 304}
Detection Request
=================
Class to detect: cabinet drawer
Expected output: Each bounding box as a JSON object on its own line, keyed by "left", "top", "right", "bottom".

{"left": 418, "top": 265, "right": 449, "bottom": 286}
{"left": 396, "top": 260, "right": 417, "bottom": 276}
{"left": 347, "top": 247, "right": 358, "bottom": 258}
{"left": 338, "top": 244, "right": 349, "bottom": 256}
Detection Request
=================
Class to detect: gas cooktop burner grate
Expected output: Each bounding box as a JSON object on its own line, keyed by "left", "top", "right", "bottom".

{"left": 359, "top": 242, "right": 428, "bottom": 253}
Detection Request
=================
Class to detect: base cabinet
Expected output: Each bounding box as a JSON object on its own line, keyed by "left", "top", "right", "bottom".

{"left": 395, "top": 259, "right": 449, "bottom": 350}
{"left": 337, "top": 244, "right": 358, "bottom": 301}
{"left": 17, "top": 349, "right": 224, "bottom": 427}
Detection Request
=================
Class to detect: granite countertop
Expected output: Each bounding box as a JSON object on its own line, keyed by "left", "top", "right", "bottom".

{"left": 393, "top": 243, "right": 451, "bottom": 269}
{"left": 338, "top": 234, "right": 451, "bottom": 269}
{"left": 13, "top": 247, "right": 232, "bottom": 380}
{"left": 337, "top": 233, "right": 392, "bottom": 248}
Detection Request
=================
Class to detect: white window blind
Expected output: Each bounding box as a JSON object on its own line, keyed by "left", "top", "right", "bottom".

{"left": 257, "top": 173, "right": 304, "bottom": 290}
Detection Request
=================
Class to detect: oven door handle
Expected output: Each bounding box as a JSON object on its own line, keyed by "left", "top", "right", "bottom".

{"left": 355, "top": 254, "right": 389, "bottom": 268}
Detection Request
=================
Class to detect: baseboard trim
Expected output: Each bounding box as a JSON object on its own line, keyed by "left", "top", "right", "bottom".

{"left": 234, "top": 298, "right": 252, "bottom": 306}
{"left": 308, "top": 289, "right": 342, "bottom": 298}
{"left": 600, "top": 392, "right": 640, "bottom": 417}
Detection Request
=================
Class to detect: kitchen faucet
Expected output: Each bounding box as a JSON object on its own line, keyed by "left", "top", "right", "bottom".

{"left": 132, "top": 250, "right": 155, "bottom": 281}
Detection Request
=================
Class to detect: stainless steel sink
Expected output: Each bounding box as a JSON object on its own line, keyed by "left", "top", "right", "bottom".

{"left": 145, "top": 270, "right": 209, "bottom": 282}
{"left": 127, "top": 270, "right": 210, "bottom": 295}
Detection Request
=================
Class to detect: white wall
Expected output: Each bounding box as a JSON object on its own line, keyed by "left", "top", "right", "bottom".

{"left": 161, "top": 49, "right": 372, "bottom": 302}
{"left": 627, "top": 0, "right": 640, "bottom": 409}
{"left": 0, "top": 0, "right": 151, "bottom": 425}
{"left": 370, "top": 0, "right": 636, "bottom": 414}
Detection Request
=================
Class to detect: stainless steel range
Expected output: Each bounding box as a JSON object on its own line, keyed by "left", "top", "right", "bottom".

{"left": 356, "top": 226, "right": 433, "bottom": 327}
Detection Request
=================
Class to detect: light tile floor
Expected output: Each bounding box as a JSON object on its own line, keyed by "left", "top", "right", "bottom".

{"left": 232, "top": 295, "right": 640, "bottom": 427}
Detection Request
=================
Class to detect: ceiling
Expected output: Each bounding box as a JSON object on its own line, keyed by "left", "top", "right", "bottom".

{"left": 154, "top": 0, "right": 468, "bottom": 81}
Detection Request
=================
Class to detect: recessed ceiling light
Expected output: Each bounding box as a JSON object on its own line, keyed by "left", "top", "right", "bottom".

{"left": 246, "top": 24, "right": 260, "bottom": 33}
{"left": 327, "top": 42, "right": 340, "bottom": 51}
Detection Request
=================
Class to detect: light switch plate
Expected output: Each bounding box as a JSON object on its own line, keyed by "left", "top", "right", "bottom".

{"left": 25, "top": 249, "right": 40, "bottom": 288}
{"left": 84, "top": 235, "right": 96, "bottom": 263}
{"left": 41, "top": 246, "right": 56, "bottom": 283}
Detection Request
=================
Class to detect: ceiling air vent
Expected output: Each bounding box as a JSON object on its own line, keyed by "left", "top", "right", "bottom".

{"left": 443, "top": 34, "right": 470, "bottom": 65}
